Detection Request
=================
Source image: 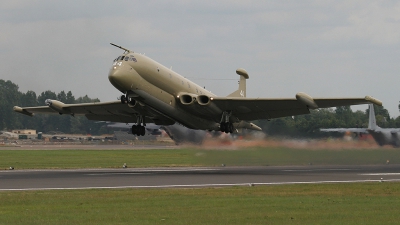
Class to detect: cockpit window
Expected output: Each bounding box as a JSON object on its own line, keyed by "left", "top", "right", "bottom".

{"left": 121, "top": 56, "right": 125, "bottom": 61}
{"left": 124, "top": 56, "right": 129, "bottom": 61}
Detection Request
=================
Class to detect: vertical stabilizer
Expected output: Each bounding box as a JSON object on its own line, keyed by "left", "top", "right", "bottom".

{"left": 227, "top": 68, "right": 249, "bottom": 97}
{"left": 368, "top": 104, "right": 378, "bottom": 130}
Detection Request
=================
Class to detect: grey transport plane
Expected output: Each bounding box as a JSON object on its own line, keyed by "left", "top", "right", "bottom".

{"left": 321, "top": 104, "right": 400, "bottom": 147}
{"left": 14, "top": 43, "right": 382, "bottom": 135}
{"left": 106, "top": 122, "right": 207, "bottom": 145}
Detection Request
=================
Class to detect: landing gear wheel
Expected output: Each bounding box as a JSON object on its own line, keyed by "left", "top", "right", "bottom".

{"left": 132, "top": 125, "right": 146, "bottom": 136}
{"left": 121, "top": 95, "right": 127, "bottom": 104}
{"left": 224, "top": 123, "right": 230, "bottom": 133}
{"left": 131, "top": 125, "right": 138, "bottom": 135}
{"left": 228, "top": 123, "right": 234, "bottom": 133}
{"left": 220, "top": 122, "right": 226, "bottom": 132}
{"left": 220, "top": 122, "right": 234, "bottom": 133}
{"left": 140, "top": 126, "right": 145, "bottom": 136}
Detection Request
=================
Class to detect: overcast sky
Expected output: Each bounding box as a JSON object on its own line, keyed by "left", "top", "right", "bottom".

{"left": 2, "top": 1, "right": 400, "bottom": 117}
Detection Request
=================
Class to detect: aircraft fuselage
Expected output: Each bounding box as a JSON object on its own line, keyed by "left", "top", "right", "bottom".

{"left": 108, "top": 52, "right": 219, "bottom": 130}
{"left": 368, "top": 129, "right": 400, "bottom": 147}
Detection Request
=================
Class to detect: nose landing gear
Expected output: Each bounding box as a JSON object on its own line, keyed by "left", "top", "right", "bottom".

{"left": 120, "top": 94, "right": 135, "bottom": 104}
{"left": 120, "top": 95, "right": 127, "bottom": 104}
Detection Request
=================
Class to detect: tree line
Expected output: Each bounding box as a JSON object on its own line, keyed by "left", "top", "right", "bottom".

{"left": 1, "top": 79, "right": 400, "bottom": 137}
{"left": 0, "top": 79, "right": 107, "bottom": 135}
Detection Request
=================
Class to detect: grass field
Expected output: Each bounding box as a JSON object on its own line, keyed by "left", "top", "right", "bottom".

{"left": 2, "top": 145, "right": 400, "bottom": 224}
{"left": 1, "top": 183, "right": 400, "bottom": 225}
{"left": 1, "top": 146, "right": 399, "bottom": 169}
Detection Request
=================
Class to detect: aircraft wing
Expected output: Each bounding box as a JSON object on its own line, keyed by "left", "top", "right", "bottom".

{"left": 320, "top": 128, "right": 368, "bottom": 133}
{"left": 207, "top": 94, "right": 382, "bottom": 121}
{"left": 13, "top": 100, "right": 175, "bottom": 125}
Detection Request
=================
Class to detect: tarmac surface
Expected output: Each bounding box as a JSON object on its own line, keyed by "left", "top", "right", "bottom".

{"left": 1, "top": 165, "right": 400, "bottom": 191}
{"left": 0, "top": 144, "right": 177, "bottom": 150}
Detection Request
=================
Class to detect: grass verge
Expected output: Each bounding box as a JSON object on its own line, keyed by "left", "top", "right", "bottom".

{"left": 0, "top": 183, "right": 399, "bottom": 225}
{"left": 1, "top": 147, "right": 399, "bottom": 169}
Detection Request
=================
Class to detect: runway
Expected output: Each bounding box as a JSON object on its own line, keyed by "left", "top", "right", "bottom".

{"left": 0, "top": 144, "right": 178, "bottom": 150}
{"left": 1, "top": 165, "right": 400, "bottom": 191}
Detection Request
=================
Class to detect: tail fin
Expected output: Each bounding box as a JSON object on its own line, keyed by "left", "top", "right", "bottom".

{"left": 368, "top": 104, "right": 377, "bottom": 130}
{"left": 227, "top": 68, "right": 249, "bottom": 97}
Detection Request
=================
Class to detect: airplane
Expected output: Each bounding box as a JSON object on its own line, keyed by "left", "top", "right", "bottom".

{"left": 13, "top": 43, "right": 382, "bottom": 135}
{"left": 320, "top": 104, "right": 400, "bottom": 147}
{"left": 105, "top": 122, "right": 207, "bottom": 145}
{"left": 105, "top": 122, "right": 163, "bottom": 136}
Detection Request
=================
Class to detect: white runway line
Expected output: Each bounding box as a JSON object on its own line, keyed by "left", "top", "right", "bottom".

{"left": 360, "top": 173, "right": 400, "bottom": 176}
{"left": 283, "top": 169, "right": 355, "bottom": 172}
{"left": 2, "top": 179, "right": 400, "bottom": 191}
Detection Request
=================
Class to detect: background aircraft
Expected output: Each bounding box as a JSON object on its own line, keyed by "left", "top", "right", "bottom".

{"left": 105, "top": 122, "right": 163, "bottom": 136}
{"left": 14, "top": 43, "right": 382, "bottom": 135}
{"left": 321, "top": 104, "right": 400, "bottom": 147}
{"left": 105, "top": 122, "right": 208, "bottom": 145}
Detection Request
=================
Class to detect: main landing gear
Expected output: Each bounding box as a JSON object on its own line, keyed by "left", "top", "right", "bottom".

{"left": 220, "top": 122, "right": 234, "bottom": 133}
{"left": 219, "top": 111, "right": 235, "bottom": 133}
{"left": 132, "top": 124, "right": 145, "bottom": 136}
{"left": 132, "top": 115, "right": 146, "bottom": 136}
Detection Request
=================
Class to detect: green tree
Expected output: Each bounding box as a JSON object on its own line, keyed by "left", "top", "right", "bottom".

{"left": 0, "top": 80, "right": 21, "bottom": 130}
{"left": 65, "top": 91, "right": 75, "bottom": 104}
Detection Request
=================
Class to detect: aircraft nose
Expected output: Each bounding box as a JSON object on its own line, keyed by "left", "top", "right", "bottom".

{"left": 108, "top": 67, "right": 127, "bottom": 92}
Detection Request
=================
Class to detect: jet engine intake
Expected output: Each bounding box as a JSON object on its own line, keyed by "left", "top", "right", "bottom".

{"left": 178, "top": 93, "right": 197, "bottom": 105}
{"left": 197, "top": 95, "right": 211, "bottom": 106}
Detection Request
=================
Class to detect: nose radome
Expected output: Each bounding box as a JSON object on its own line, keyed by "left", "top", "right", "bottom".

{"left": 108, "top": 69, "right": 126, "bottom": 92}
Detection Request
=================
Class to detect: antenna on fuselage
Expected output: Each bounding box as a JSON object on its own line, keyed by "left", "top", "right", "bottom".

{"left": 110, "top": 43, "right": 133, "bottom": 53}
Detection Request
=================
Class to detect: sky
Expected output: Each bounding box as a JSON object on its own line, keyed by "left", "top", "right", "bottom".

{"left": 1, "top": 0, "right": 400, "bottom": 117}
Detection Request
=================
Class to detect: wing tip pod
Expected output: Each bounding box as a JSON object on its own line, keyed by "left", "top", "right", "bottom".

{"left": 13, "top": 106, "right": 33, "bottom": 117}
{"left": 365, "top": 96, "right": 382, "bottom": 106}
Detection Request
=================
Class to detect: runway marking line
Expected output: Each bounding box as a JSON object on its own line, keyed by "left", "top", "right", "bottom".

{"left": 282, "top": 169, "right": 356, "bottom": 172}
{"left": 360, "top": 173, "right": 400, "bottom": 176}
{"left": 2, "top": 179, "right": 400, "bottom": 191}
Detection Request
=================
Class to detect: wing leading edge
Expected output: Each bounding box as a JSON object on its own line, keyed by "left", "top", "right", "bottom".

{"left": 206, "top": 94, "right": 382, "bottom": 121}
{"left": 13, "top": 100, "right": 175, "bottom": 125}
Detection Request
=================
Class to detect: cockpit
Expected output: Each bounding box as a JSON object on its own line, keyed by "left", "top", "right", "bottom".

{"left": 113, "top": 55, "right": 137, "bottom": 62}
